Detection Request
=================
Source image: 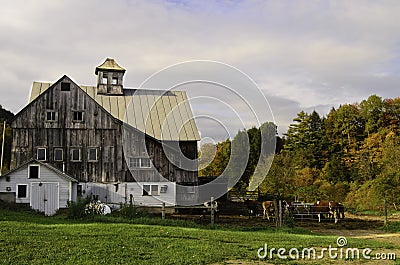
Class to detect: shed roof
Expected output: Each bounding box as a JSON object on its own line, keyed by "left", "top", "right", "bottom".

{"left": 1, "top": 160, "right": 78, "bottom": 182}
{"left": 30, "top": 82, "right": 200, "bottom": 141}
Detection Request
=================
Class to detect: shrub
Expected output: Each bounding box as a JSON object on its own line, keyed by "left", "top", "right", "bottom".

{"left": 119, "top": 203, "right": 137, "bottom": 219}
{"left": 66, "top": 197, "right": 90, "bottom": 219}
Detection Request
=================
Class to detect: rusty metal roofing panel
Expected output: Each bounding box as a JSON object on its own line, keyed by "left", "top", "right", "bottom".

{"left": 132, "top": 91, "right": 146, "bottom": 133}
{"left": 168, "top": 91, "right": 187, "bottom": 141}
{"left": 30, "top": 82, "right": 51, "bottom": 102}
{"left": 175, "top": 91, "right": 200, "bottom": 141}
{"left": 158, "top": 91, "right": 175, "bottom": 141}
{"left": 109, "top": 96, "right": 119, "bottom": 118}
{"left": 142, "top": 91, "right": 156, "bottom": 139}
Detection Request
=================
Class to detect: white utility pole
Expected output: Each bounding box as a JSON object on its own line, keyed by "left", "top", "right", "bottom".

{"left": 0, "top": 121, "right": 6, "bottom": 176}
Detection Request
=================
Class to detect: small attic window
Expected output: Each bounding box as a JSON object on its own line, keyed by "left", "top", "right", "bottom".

{"left": 112, "top": 77, "right": 118, "bottom": 85}
{"left": 61, "top": 82, "right": 71, "bottom": 91}
{"left": 102, "top": 76, "right": 108, "bottom": 84}
{"left": 28, "top": 165, "right": 40, "bottom": 179}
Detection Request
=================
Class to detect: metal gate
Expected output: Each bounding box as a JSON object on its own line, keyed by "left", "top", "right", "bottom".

{"left": 31, "top": 182, "right": 59, "bottom": 216}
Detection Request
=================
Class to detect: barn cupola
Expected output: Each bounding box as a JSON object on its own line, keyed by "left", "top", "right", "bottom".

{"left": 95, "top": 58, "right": 126, "bottom": 95}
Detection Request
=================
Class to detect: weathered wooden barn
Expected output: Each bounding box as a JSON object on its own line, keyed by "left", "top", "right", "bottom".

{"left": 5, "top": 58, "right": 200, "bottom": 209}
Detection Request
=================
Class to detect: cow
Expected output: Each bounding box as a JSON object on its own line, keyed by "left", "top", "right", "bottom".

{"left": 261, "top": 201, "right": 275, "bottom": 221}
{"left": 244, "top": 199, "right": 258, "bottom": 218}
{"left": 313, "top": 200, "right": 340, "bottom": 224}
{"left": 338, "top": 203, "right": 345, "bottom": 220}
{"left": 200, "top": 200, "right": 219, "bottom": 223}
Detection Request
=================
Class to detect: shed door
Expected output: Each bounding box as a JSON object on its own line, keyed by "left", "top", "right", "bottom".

{"left": 31, "top": 183, "right": 59, "bottom": 216}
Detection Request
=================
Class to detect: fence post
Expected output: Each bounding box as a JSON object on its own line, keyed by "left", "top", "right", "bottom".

{"left": 162, "top": 202, "right": 166, "bottom": 220}
{"left": 210, "top": 196, "right": 215, "bottom": 226}
{"left": 279, "top": 200, "right": 283, "bottom": 228}
{"left": 384, "top": 198, "right": 388, "bottom": 226}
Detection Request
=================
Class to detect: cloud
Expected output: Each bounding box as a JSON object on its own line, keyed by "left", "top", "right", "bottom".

{"left": 1, "top": 0, "right": 400, "bottom": 140}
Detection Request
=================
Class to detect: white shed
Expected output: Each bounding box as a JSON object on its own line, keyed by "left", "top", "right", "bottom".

{"left": 0, "top": 160, "right": 78, "bottom": 216}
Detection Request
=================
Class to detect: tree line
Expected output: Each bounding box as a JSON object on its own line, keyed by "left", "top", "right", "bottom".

{"left": 199, "top": 95, "right": 400, "bottom": 211}
{"left": 0, "top": 105, "right": 14, "bottom": 174}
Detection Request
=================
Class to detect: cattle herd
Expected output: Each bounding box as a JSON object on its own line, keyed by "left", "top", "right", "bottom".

{"left": 244, "top": 199, "right": 345, "bottom": 224}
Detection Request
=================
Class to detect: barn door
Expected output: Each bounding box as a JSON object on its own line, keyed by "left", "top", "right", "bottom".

{"left": 31, "top": 183, "right": 59, "bottom": 216}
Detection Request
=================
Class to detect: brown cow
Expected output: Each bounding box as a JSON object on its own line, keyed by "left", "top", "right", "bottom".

{"left": 261, "top": 201, "right": 275, "bottom": 221}
{"left": 313, "top": 200, "right": 340, "bottom": 224}
{"left": 244, "top": 199, "right": 258, "bottom": 218}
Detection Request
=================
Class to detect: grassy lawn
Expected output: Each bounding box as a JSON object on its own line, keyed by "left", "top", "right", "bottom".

{"left": 0, "top": 209, "right": 398, "bottom": 265}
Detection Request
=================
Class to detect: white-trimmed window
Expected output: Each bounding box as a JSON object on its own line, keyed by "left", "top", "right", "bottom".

{"left": 142, "top": 185, "right": 159, "bottom": 196}
{"left": 71, "top": 148, "right": 81, "bottom": 162}
{"left": 46, "top": 111, "right": 57, "bottom": 122}
{"left": 16, "top": 184, "right": 28, "bottom": 198}
{"left": 88, "top": 148, "right": 98, "bottom": 162}
{"left": 54, "top": 148, "right": 63, "bottom": 161}
{"left": 129, "top": 158, "right": 151, "bottom": 168}
{"left": 129, "top": 158, "right": 140, "bottom": 168}
{"left": 72, "top": 111, "right": 84, "bottom": 122}
{"left": 28, "top": 165, "right": 40, "bottom": 179}
{"left": 37, "top": 148, "right": 47, "bottom": 161}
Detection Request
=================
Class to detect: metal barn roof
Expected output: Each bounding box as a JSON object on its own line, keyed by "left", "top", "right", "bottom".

{"left": 30, "top": 82, "right": 200, "bottom": 141}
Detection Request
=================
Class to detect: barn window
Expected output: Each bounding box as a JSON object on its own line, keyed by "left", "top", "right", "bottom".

{"left": 102, "top": 75, "right": 108, "bottom": 84}
{"left": 142, "top": 185, "right": 150, "bottom": 196}
{"left": 151, "top": 185, "right": 159, "bottom": 196}
{"left": 71, "top": 148, "right": 81, "bottom": 162}
{"left": 54, "top": 148, "right": 63, "bottom": 161}
{"left": 72, "top": 111, "right": 84, "bottom": 122}
{"left": 142, "top": 185, "right": 159, "bottom": 196}
{"left": 28, "top": 165, "right": 40, "bottom": 179}
{"left": 17, "top": 185, "right": 28, "bottom": 198}
{"left": 37, "top": 148, "right": 47, "bottom": 161}
{"left": 160, "top": 185, "right": 168, "bottom": 193}
{"left": 61, "top": 82, "right": 71, "bottom": 91}
{"left": 88, "top": 148, "right": 98, "bottom": 162}
{"left": 129, "top": 158, "right": 151, "bottom": 168}
{"left": 129, "top": 158, "right": 140, "bottom": 168}
{"left": 140, "top": 158, "right": 151, "bottom": 168}
{"left": 112, "top": 77, "right": 118, "bottom": 85}
{"left": 186, "top": 186, "right": 196, "bottom": 194}
{"left": 77, "top": 185, "right": 83, "bottom": 198}
{"left": 46, "top": 111, "right": 57, "bottom": 122}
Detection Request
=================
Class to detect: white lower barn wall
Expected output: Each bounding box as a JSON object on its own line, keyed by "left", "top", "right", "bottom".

{"left": 80, "top": 182, "right": 176, "bottom": 207}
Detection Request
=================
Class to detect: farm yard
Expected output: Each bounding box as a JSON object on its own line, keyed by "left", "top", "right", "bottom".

{"left": 0, "top": 205, "right": 399, "bottom": 265}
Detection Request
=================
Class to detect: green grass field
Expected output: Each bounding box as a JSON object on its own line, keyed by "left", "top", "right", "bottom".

{"left": 0, "top": 208, "right": 398, "bottom": 265}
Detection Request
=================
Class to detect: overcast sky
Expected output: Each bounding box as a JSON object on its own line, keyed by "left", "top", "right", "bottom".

{"left": 1, "top": 0, "right": 400, "bottom": 140}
